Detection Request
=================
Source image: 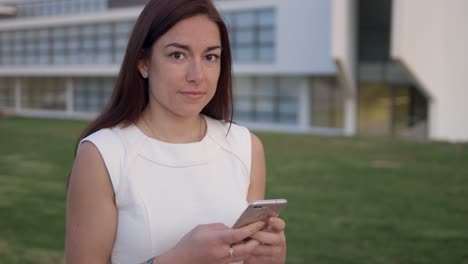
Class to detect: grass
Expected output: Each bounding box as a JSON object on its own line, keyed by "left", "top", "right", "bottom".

{"left": 1, "top": 116, "right": 468, "bottom": 263}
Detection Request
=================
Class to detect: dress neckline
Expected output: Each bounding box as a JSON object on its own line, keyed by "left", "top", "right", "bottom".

{"left": 127, "top": 115, "right": 217, "bottom": 167}
{"left": 130, "top": 115, "right": 211, "bottom": 146}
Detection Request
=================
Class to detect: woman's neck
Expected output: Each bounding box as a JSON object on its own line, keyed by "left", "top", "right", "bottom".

{"left": 140, "top": 107, "right": 205, "bottom": 144}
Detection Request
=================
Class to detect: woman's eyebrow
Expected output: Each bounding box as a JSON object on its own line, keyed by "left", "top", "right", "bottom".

{"left": 165, "top": 42, "right": 222, "bottom": 53}
{"left": 165, "top": 42, "right": 190, "bottom": 51}
{"left": 205, "top": 46, "right": 222, "bottom": 52}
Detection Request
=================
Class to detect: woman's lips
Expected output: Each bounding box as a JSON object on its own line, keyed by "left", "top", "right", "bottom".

{"left": 179, "top": 91, "right": 205, "bottom": 100}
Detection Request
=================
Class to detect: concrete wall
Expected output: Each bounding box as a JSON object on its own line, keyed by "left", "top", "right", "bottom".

{"left": 391, "top": 0, "right": 468, "bottom": 142}
{"left": 331, "top": 0, "right": 357, "bottom": 135}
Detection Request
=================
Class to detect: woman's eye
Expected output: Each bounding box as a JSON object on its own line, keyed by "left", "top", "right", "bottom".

{"left": 205, "top": 54, "right": 219, "bottom": 62}
{"left": 170, "top": 52, "right": 185, "bottom": 60}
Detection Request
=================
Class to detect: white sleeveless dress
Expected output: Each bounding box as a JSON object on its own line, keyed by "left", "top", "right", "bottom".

{"left": 81, "top": 115, "right": 252, "bottom": 264}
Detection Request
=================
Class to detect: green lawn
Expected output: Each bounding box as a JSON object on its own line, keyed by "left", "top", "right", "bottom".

{"left": 1, "top": 117, "right": 468, "bottom": 264}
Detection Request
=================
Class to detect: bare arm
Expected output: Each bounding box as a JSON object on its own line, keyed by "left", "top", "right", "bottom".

{"left": 66, "top": 142, "right": 117, "bottom": 264}
{"left": 245, "top": 133, "right": 287, "bottom": 264}
{"left": 247, "top": 133, "right": 266, "bottom": 202}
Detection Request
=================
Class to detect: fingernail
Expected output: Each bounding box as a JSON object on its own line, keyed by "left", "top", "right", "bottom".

{"left": 257, "top": 222, "right": 265, "bottom": 228}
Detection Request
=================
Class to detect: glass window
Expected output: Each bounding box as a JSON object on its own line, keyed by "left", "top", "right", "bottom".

{"left": 96, "top": 24, "right": 113, "bottom": 64}
{"left": 223, "top": 13, "right": 235, "bottom": 30}
{"left": 21, "top": 78, "right": 66, "bottom": 110}
{"left": 233, "top": 77, "right": 299, "bottom": 124}
{"left": 237, "top": 47, "right": 255, "bottom": 61}
{"left": 256, "top": 77, "right": 274, "bottom": 96}
{"left": 16, "top": 0, "right": 109, "bottom": 18}
{"left": 74, "top": 78, "right": 114, "bottom": 113}
{"left": 258, "top": 47, "right": 274, "bottom": 62}
{"left": 37, "top": 29, "right": 50, "bottom": 65}
{"left": 222, "top": 9, "right": 276, "bottom": 63}
{"left": 80, "top": 25, "right": 96, "bottom": 64}
{"left": 278, "top": 78, "right": 300, "bottom": 124}
{"left": 233, "top": 77, "right": 254, "bottom": 121}
{"left": 255, "top": 78, "right": 275, "bottom": 122}
{"left": 256, "top": 98, "right": 274, "bottom": 122}
{"left": 259, "top": 28, "right": 274, "bottom": 44}
{"left": 1, "top": 20, "right": 134, "bottom": 66}
{"left": 0, "top": 78, "right": 15, "bottom": 108}
{"left": 24, "top": 30, "right": 37, "bottom": 64}
{"left": 311, "top": 78, "right": 344, "bottom": 128}
{"left": 0, "top": 32, "right": 13, "bottom": 65}
{"left": 235, "top": 12, "right": 256, "bottom": 28}
{"left": 44, "top": 2, "right": 52, "bottom": 16}
{"left": 53, "top": 27, "right": 67, "bottom": 65}
{"left": 114, "top": 21, "right": 132, "bottom": 64}
{"left": 236, "top": 30, "right": 255, "bottom": 45}
{"left": 114, "top": 21, "right": 132, "bottom": 38}
{"left": 13, "top": 31, "right": 25, "bottom": 65}
{"left": 58, "top": 1, "right": 66, "bottom": 14}
{"left": 67, "top": 27, "right": 81, "bottom": 64}
{"left": 258, "top": 10, "right": 275, "bottom": 27}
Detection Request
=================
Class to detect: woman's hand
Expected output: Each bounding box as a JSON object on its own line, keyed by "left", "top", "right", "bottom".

{"left": 158, "top": 221, "right": 265, "bottom": 264}
{"left": 244, "top": 217, "right": 287, "bottom": 264}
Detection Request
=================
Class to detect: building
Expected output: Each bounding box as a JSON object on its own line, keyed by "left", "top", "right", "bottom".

{"left": 0, "top": 0, "right": 467, "bottom": 141}
{"left": 333, "top": 0, "right": 468, "bottom": 142}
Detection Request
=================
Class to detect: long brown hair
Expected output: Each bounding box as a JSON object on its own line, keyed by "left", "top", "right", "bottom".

{"left": 76, "top": 0, "right": 233, "bottom": 148}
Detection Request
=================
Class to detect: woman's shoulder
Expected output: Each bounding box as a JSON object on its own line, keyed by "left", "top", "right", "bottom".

{"left": 77, "top": 125, "right": 137, "bottom": 194}
{"left": 203, "top": 115, "right": 249, "bottom": 133}
{"left": 204, "top": 116, "right": 251, "bottom": 145}
{"left": 204, "top": 116, "right": 253, "bottom": 170}
{"left": 81, "top": 123, "right": 143, "bottom": 147}
{"left": 82, "top": 127, "right": 119, "bottom": 142}
{"left": 80, "top": 124, "right": 142, "bottom": 156}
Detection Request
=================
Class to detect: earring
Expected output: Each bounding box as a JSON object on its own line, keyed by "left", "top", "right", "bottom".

{"left": 142, "top": 71, "right": 148, "bottom": 78}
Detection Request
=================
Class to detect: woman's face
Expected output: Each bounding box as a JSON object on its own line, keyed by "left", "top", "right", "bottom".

{"left": 139, "top": 15, "right": 222, "bottom": 118}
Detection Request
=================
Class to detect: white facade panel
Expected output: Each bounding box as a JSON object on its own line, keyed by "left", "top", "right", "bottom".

{"left": 0, "top": 65, "right": 119, "bottom": 77}
{"left": 392, "top": 0, "right": 468, "bottom": 142}
{"left": 276, "top": 0, "right": 335, "bottom": 74}
{"left": 331, "top": 0, "right": 357, "bottom": 135}
{"left": 0, "top": 7, "right": 141, "bottom": 30}
{"left": 218, "top": 0, "right": 336, "bottom": 75}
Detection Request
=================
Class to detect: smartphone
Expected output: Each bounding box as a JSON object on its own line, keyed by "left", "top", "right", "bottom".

{"left": 232, "top": 199, "right": 288, "bottom": 229}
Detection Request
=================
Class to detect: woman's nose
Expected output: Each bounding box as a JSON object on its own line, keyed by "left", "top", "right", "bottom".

{"left": 186, "top": 59, "right": 204, "bottom": 84}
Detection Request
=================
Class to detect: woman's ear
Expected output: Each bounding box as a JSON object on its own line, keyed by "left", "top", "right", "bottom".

{"left": 138, "top": 60, "right": 149, "bottom": 79}
{"left": 137, "top": 50, "right": 149, "bottom": 79}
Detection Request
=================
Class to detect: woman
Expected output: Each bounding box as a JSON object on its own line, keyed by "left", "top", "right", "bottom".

{"left": 65, "top": 0, "right": 286, "bottom": 263}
